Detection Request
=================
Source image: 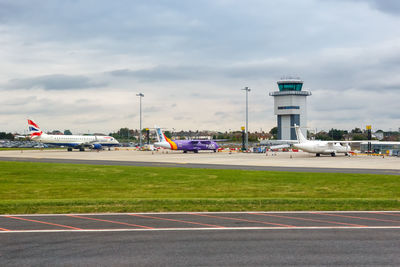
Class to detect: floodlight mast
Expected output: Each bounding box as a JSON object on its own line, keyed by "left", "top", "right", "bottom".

{"left": 241, "top": 87, "right": 251, "bottom": 150}
{"left": 136, "top": 93, "right": 144, "bottom": 147}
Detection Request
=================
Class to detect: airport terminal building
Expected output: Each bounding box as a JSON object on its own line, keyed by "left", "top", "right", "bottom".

{"left": 269, "top": 77, "right": 311, "bottom": 140}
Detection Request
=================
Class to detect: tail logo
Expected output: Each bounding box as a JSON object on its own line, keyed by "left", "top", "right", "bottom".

{"left": 155, "top": 126, "right": 177, "bottom": 150}
{"left": 28, "top": 119, "right": 43, "bottom": 138}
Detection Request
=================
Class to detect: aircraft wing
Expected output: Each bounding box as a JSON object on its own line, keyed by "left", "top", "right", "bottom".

{"left": 261, "top": 140, "right": 298, "bottom": 145}
{"left": 324, "top": 140, "right": 366, "bottom": 144}
{"left": 270, "top": 144, "right": 290, "bottom": 150}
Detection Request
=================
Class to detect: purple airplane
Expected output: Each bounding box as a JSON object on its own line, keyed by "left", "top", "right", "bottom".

{"left": 154, "top": 126, "right": 219, "bottom": 153}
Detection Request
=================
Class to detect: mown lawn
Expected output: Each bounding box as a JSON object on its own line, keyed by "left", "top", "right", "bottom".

{"left": 0, "top": 161, "right": 398, "bottom": 213}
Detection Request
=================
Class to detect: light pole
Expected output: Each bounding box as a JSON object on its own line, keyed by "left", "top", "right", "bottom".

{"left": 241, "top": 87, "right": 251, "bottom": 150}
{"left": 136, "top": 93, "right": 144, "bottom": 147}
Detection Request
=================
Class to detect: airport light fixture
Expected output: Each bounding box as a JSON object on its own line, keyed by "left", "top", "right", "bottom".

{"left": 136, "top": 93, "right": 144, "bottom": 147}
{"left": 241, "top": 87, "right": 251, "bottom": 149}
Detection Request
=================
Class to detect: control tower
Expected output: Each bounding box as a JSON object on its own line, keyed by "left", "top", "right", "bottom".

{"left": 269, "top": 77, "right": 311, "bottom": 140}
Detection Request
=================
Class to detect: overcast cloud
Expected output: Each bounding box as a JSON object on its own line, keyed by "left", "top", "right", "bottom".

{"left": 0, "top": 0, "right": 399, "bottom": 133}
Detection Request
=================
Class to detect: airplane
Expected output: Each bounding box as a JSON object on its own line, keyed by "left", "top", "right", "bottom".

{"left": 292, "top": 124, "right": 351, "bottom": 157}
{"left": 28, "top": 119, "right": 119, "bottom": 151}
{"left": 154, "top": 126, "right": 219, "bottom": 153}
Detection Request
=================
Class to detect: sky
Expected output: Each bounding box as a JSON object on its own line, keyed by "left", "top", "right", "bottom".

{"left": 0, "top": 0, "right": 400, "bottom": 134}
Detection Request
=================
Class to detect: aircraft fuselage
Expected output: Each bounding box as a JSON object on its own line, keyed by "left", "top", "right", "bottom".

{"left": 293, "top": 141, "right": 351, "bottom": 156}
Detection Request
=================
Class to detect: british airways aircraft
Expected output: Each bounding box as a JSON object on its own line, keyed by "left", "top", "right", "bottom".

{"left": 28, "top": 119, "right": 119, "bottom": 151}
{"left": 154, "top": 126, "right": 219, "bottom": 153}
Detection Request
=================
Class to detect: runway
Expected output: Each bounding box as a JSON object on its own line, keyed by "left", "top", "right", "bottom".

{"left": 1, "top": 156, "right": 400, "bottom": 175}
{"left": 1, "top": 212, "right": 400, "bottom": 266}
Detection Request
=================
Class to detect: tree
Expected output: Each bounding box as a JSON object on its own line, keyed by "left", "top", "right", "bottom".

{"left": 314, "top": 131, "right": 331, "bottom": 140}
{"left": 64, "top": 129, "right": 72, "bottom": 135}
{"left": 118, "top": 128, "right": 130, "bottom": 138}
{"left": 269, "top": 127, "right": 278, "bottom": 139}
{"left": 328, "top": 129, "right": 348, "bottom": 140}
{"left": 352, "top": 134, "right": 366, "bottom": 140}
{"left": 0, "top": 132, "right": 14, "bottom": 140}
{"left": 351, "top": 128, "right": 363, "bottom": 134}
{"left": 164, "top": 131, "right": 172, "bottom": 139}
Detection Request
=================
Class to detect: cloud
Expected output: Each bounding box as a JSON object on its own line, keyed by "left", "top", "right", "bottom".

{"left": 3, "top": 74, "right": 107, "bottom": 90}
{"left": 1, "top": 0, "right": 400, "bottom": 132}
{"left": 355, "top": 0, "right": 400, "bottom": 15}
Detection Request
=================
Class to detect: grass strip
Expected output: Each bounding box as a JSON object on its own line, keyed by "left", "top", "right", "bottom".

{"left": 0, "top": 161, "right": 399, "bottom": 213}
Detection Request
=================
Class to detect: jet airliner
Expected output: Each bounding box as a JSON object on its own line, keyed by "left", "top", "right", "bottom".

{"left": 154, "top": 126, "right": 219, "bottom": 153}
{"left": 28, "top": 119, "right": 119, "bottom": 151}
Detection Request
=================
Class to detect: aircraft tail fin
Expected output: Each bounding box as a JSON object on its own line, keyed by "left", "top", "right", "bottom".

{"left": 27, "top": 119, "right": 43, "bottom": 138}
{"left": 294, "top": 124, "right": 307, "bottom": 143}
{"left": 155, "top": 125, "right": 167, "bottom": 143}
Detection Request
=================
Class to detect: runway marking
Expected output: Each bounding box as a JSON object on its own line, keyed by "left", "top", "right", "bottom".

{"left": 189, "top": 213, "right": 296, "bottom": 227}
{"left": 312, "top": 212, "right": 400, "bottom": 224}
{"left": 5, "top": 215, "right": 81, "bottom": 230}
{"left": 128, "top": 213, "right": 225, "bottom": 228}
{"left": 67, "top": 215, "right": 154, "bottom": 229}
{"left": 250, "top": 213, "right": 367, "bottom": 227}
{"left": 1, "top": 226, "right": 400, "bottom": 233}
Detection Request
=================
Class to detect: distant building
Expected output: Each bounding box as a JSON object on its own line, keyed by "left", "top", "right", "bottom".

{"left": 269, "top": 77, "right": 311, "bottom": 140}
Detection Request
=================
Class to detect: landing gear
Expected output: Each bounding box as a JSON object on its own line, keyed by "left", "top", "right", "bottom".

{"left": 193, "top": 150, "right": 199, "bottom": 153}
{"left": 79, "top": 147, "right": 85, "bottom": 152}
{"left": 330, "top": 152, "right": 336, "bottom": 157}
{"left": 67, "top": 147, "right": 73, "bottom": 152}
{"left": 316, "top": 153, "right": 320, "bottom": 157}
{"left": 213, "top": 149, "right": 217, "bottom": 153}
{"left": 183, "top": 151, "right": 188, "bottom": 153}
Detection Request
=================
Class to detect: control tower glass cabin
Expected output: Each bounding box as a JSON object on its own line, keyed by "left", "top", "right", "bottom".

{"left": 269, "top": 77, "right": 311, "bottom": 140}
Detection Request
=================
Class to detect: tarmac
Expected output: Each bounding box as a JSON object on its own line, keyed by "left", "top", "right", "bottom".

{"left": 1, "top": 212, "right": 400, "bottom": 266}
{"left": 0, "top": 149, "right": 399, "bottom": 171}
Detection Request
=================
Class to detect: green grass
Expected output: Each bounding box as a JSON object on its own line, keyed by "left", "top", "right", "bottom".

{"left": 0, "top": 161, "right": 399, "bottom": 214}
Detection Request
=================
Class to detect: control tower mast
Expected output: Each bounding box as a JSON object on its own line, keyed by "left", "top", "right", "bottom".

{"left": 269, "top": 77, "right": 311, "bottom": 140}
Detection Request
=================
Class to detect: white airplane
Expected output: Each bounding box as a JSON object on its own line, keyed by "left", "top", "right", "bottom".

{"left": 28, "top": 119, "right": 119, "bottom": 151}
{"left": 292, "top": 124, "right": 351, "bottom": 157}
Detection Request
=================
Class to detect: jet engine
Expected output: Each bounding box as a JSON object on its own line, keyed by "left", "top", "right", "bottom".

{"left": 92, "top": 144, "right": 103, "bottom": 150}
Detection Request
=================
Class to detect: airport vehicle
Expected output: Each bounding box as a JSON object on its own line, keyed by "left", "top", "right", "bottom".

{"left": 28, "top": 119, "right": 119, "bottom": 151}
{"left": 292, "top": 124, "right": 351, "bottom": 157}
{"left": 154, "top": 126, "right": 218, "bottom": 153}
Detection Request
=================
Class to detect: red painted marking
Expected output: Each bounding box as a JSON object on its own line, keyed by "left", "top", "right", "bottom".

{"left": 190, "top": 213, "right": 295, "bottom": 227}
{"left": 312, "top": 212, "right": 400, "bottom": 224}
{"left": 251, "top": 213, "right": 366, "bottom": 227}
{"left": 129, "top": 214, "right": 225, "bottom": 228}
{"left": 67, "top": 215, "right": 154, "bottom": 229}
{"left": 0, "top": 227, "right": 10, "bottom": 231}
{"left": 6, "top": 216, "right": 81, "bottom": 230}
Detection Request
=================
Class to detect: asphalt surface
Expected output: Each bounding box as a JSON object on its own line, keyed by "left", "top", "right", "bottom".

{"left": 2, "top": 229, "right": 400, "bottom": 266}
{"left": 1, "top": 156, "right": 399, "bottom": 175}
{"left": 1, "top": 212, "right": 400, "bottom": 266}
